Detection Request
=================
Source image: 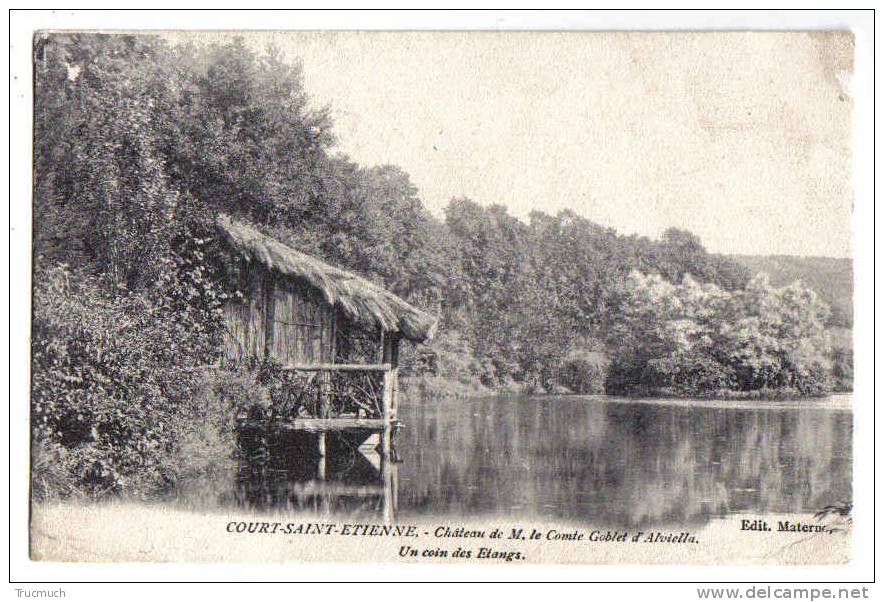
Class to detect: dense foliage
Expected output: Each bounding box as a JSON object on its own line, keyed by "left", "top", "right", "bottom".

{"left": 605, "top": 272, "right": 833, "bottom": 397}
{"left": 730, "top": 254, "right": 853, "bottom": 329}
{"left": 31, "top": 264, "right": 225, "bottom": 496}
{"left": 31, "top": 34, "right": 851, "bottom": 496}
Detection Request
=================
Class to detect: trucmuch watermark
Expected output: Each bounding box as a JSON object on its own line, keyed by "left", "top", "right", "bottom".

{"left": 13, "top": 589, "right": 66, "bottom": 598}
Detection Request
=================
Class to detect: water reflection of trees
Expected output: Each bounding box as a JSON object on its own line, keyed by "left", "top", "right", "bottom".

{"left": 397, "top": 398, "right": 852, "bottom": 528}
{"left": 220, "top": 432, "right": 398, "bottom": 520}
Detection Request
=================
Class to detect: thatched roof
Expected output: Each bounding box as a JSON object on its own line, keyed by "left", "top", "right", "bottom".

{"left": 216, "top": 214, "right": 437, "bottom": 343}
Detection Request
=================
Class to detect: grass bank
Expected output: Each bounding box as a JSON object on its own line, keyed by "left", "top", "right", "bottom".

{"left": 400, "top": 374, "right": 849, "bottom": 403}
{"left": 400, "top": 374, "right": 537, "bottom": 400}
{"left": 619, "top": 386, "right": 843, "bottom": 401}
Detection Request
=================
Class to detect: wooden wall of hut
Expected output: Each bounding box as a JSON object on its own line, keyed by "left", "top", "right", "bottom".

{"left": 221, "top": 268, "right": 266, "bottom": 361}
{"left": 221, "top": 267, "right": 337, "bottom": 366}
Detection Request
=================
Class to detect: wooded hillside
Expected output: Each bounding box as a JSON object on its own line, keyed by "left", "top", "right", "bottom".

{"left": 728, "top": 255, "right": 853, "bottom": 328}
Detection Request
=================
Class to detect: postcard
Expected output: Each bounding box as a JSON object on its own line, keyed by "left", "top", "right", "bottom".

{"left": 13, "top": 18, "right": 871, "bottom": 579}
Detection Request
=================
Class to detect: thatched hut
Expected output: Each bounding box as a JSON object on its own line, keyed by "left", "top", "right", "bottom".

{"left": 214, "top": 214, "right": 436, "bottom": 426}
{"left": 215, "top": 213, "right": 436, "bottom": 368}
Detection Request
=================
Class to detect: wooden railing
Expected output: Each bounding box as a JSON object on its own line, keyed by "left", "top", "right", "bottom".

{"left": 263, "top": 363, "right": 397, "bottom": 422}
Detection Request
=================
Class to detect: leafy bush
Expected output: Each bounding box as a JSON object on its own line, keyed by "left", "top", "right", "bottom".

{"left": 647, "top": 355, "right": 736, "bottom": 397}
{"left": 402, "top": 327, "right": 491, "bottom": 384}
{"left": 31, "top": 262, "right": 225, "bottom": 498}
{"left": 606, "top": 271, "right": 834, "bottom": 398}
{"left": 559, "top": 350, "right": 609, "bottom": 394}
{"left": 830, "top": 347, "right": 853, "bottom": 392}
{"left": 30, "top": 439, "right": 79, "bottom": 501}
{"left": 397, "top": 326, "right": 493, "bottom": 399}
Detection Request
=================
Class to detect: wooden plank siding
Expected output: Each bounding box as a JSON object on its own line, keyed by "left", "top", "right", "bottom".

{"left": 222, "top": 268, "right": 337, "bottom": 366}
{"left": 268, "top": 277, "right": 336, "bottom": 364}
{"left": 221, "top": 268, "right": 266, "bottom": 362}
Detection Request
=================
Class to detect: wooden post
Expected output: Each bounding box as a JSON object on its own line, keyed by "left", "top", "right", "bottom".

{"left": 381, "top": 336, "right": 399, "bottom": 462}
{"left": 262, "top": 272, "right": 275, "bottom": 360}
{"left": 318, "top": 369, "right": 332, "bottom": 418}
{"left": 316, "top": 433, "right": 327, "bottom": 481}
{"left": 390, "top": 337, "right": 400, "bottom": 416}
{"left": 379, "top": 361, "right": 396, "bottom": 523}
{"left": 379, "top": 368, "right": 393, "bottom": 455}
{"left": 381, "top": 369, "right": 393, "bottom": 422}
{"left": 381, "top": 449, "right": 394, "bottom": 524}
{"left": 379, "top": 335, "right": 401, "bottom": 415}
{"left": 392, "top": 462, "right": 399, "bottom": 513}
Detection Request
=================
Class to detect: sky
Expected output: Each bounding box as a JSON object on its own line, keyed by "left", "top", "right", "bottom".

{"left": 195, "top": 31, "right": 854, "bottom": 258}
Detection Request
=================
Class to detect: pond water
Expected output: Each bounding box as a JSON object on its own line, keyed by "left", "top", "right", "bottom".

{"left": 196, "top": 395, "right": 853, "bottom": 529}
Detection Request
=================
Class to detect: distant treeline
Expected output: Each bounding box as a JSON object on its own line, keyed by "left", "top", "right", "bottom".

{"left": 34, "top": 34, "right": 851, "bottom": 407}
{"left": 728, "top": 255, "right": 853, "bottom": 329}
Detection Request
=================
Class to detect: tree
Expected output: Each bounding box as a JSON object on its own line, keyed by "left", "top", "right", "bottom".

{"left": 607, "top": 270, "right": 833, "bottom": 396}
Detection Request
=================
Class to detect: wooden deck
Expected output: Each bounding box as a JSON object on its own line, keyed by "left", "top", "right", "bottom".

{"left": 244, "top": 361, "right": 401, "bottom": 506}
{"left": 261, "top": 417, "right": 395, "bottom": 432}
{"left": 252, "top": 360, "right": 399, "bottom": 436}
{"left": 285, "top": 482, "right": 386, "bottom": 497}
{"left": 279, "top": 363, "right": 392, "bottom": 372}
